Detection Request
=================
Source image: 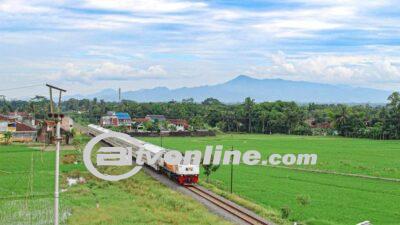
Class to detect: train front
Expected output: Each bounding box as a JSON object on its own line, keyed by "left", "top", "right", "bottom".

{"left": 163, "top": 162, "right": 199, "bottom": 185}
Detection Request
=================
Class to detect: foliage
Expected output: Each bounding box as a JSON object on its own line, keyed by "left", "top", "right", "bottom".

{"left": 296, "top": 195, "right": 311, "bottom": 207}
{"left": 280, "top": 206, "right": 291, "bottom": 219}
{"left": 202, "top": 163, "right": 220, "bottom": 182}
{"left": 3, "top": 92, "right": 400, "bottom": 139}
{"left": 1, "top": 131, "right": 12, "bottom": 145}
{"left": 0, "top": 145, "right": 231, "bottom": 225}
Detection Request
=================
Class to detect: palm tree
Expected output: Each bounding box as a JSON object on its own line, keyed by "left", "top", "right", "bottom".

{"left": 259, "top": 111, "right": 269, "bottom": 134}
{"left": 243, "top": 97, "right": 255, "bottom": 133}
{"left": 335, "top": 105, "right": 349, "bottom": 136}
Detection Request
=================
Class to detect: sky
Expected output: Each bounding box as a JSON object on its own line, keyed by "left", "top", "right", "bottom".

{"left": 0, "top": 0, "right": 400, "bottom": 99}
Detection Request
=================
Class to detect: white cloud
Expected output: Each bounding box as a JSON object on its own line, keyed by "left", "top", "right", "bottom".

{"left": 81, "top": 0, "right": 207, "bottom": 13}
{"left": 0, "top": 0, "right": 53, "bottom": 13}
{"left": 247, "top": 51, "right": 400, "bottom": 88}
{"left": 51, "top": 62, "right": 167, "bottom": 83}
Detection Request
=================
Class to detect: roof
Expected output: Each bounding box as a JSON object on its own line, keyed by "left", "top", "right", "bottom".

{"left": 44, "top": 120, "right": 56, "bottom": 126}
{"left": 0, "top": 114, "right": 15, "bottom": 122}
{"left": 16, "top": 122, "right": 36, "bottom": 132}
{"left": 168, "top": 119, "right": 189, "bottom": 128}
{"left": 132, "top": 118, "right": 149, "bottom": 123}
{"left": 115, "top": 112, "right": 131, "bottom": 120}
{"left": 8, "top": 112, "right": 29, "bottom": 117}
{"left": 145, "top": 115, "right": 166, "bottom": 121}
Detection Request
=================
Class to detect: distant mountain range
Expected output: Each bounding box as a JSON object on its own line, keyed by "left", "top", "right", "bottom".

{"left": 68, "top": 75, "right": 392, "bottom": 103}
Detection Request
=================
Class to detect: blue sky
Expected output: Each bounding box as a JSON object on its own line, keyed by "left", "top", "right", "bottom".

{"left": 0, "top": 0, "right": 400, "bottom": 99}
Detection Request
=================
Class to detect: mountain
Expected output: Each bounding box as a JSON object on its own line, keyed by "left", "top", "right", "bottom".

{"left": 68, "top": 75, "right": 392, "bottom": 103}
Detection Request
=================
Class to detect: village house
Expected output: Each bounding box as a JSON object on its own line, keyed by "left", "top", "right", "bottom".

{"left": 100, "top": 111, "right": 132, "bottom": 129}
{"left": 145, "top": 114, "right": 166, "bottom": 122}
{"left": 132, "top": 114, "right": 189, "bottom": 132}
{"left": 0, "top": 114, "right": 37, "bottom": 142}
{"left": 8, "top": 111, "right": 35, "bottom": 126}
{"left": 167, "top": 119, "right": 189, "bottom": 131}
{"left": 37, "top": 116, "right": 74, "bottom": 144}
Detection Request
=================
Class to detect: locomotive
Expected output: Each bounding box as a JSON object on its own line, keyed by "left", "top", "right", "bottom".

{"left": 87, "top": 124, "right": 199, "bottom": 185}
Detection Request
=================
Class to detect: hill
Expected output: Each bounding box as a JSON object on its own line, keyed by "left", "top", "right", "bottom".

{"left": 68, "top": 75, "right": 391, "bottom": 103}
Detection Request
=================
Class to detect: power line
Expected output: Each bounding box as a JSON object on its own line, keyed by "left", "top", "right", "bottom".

{"left": 0, "top": 84, "right": 44, "bottom": 92}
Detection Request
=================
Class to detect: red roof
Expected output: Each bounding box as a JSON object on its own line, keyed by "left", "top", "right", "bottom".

{"left": 168, "top": 119, "right": 189, "bottom": 128}
{"left": 8, "top": 112, "right": 29, "bottom": 117}
{"left": 16, "top": 122, "right": 36, "bottom": 132}
{"left": 0, "top": 114, "right": 15, "bottom": 122}
{"left": 44, "top": 120, "right": 56, "bottom": 126}
{"left": 133, "top": 118, "right": 150, "bottom": 123}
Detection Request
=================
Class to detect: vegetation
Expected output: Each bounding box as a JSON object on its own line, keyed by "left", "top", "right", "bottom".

{"left": 2, "top": 92, "right": 400, "bottom": 139}
{"left": 202, "top": 163, "right": 220, "bottom": 182}
{"left": 143, "top": 134, "right": 400, "bottom": 225}
{"left": 0, "top": 143, "right": 233, "bottom": 225}
{"left": 1, "top": 131, "right": 12, "bottom": 144}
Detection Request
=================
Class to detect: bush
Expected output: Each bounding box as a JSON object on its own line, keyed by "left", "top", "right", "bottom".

{"left": 292, "top": 124, "right": 312, "bottom": 135}
{"left": 280, "top": 206, "right": 291, "bottom": 219}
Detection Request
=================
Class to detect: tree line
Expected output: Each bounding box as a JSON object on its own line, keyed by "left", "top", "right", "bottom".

{"left": 1, "top": 92, "right": 400, "bottom": 139}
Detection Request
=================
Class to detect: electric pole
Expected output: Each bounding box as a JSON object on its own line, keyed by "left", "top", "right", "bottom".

{"left": 230, "top": 146, "right": 234, "bottom": 194}
{"left": 0, "top": 95, "right": 6, "bottom": 113}
{"left": 118, "top": 88, "right": 121, "bottom": 102}
{"left": 46, "top": 84, "right": 66, "bottom": 225}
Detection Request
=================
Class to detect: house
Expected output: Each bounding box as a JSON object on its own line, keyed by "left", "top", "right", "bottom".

{"left": 132, "top": 116, "right": 189, "bottom": 132}
{"left": 167, "top": 119, "right": 189, "bottom": 131}
{"left": 115, "top": 112, "right": 132, "bottom": 127}
{"left": 0, "top": 114, "right": 16, "bottom": 132}
{"left": 145, "top": 115, "right": 166, "bottom": 122}
{"left": 100, "top": 115, "right": 118, "bottom": 127}
{"left": 37, "top": 119, "right": 73, "bottom": 144}
{"left": 61, "top": 116, "right": 74, "bottom": 132}
{"left": 100, "top": 112, "right": 131, "bottom": 129}
{"left": 132, "top": 118, "right": 150, "bottom": 131}
{"left": 13, "top": 121, "right": 37, "bottom": 142}
{"left": 305, "top": 118, "right": 332, "bottom": 129}
{"left": 1, "top": 113, "right": 37, "bottom": 142}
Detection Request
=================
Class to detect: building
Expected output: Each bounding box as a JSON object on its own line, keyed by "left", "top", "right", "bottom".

{"left": 100, "top": 111, "right": 132, "bottom": 129}
{"left": 13, "top": 121, "right": 37, "bottom": 142}
{"left": 132, "top": 118, "right": 150, "bottom": 131}
{"left": 61, "top": 116, "right": 74, "bottom": 132}
{"left": 167, "top": 119, "right": 189, "bottom": 131}
{"left": 132, "top": 115, "right": 189, "bottom": 132}
{"left": 37, "top": 119, "right": 73, "bottom": 144}
{"left": 145, "top": 115, "right": 166, "bottom": 122}
{"left": 8, "top": 111, "right": 36, "bottom": 127}
{"left": 115, "top": 112, "right": 132, "bottom": 127}
{"left": 0, "top": 113, "right": 37, "bottom": 142}
{"left": 100, "top": 115, "right": 118, "bottom": 127}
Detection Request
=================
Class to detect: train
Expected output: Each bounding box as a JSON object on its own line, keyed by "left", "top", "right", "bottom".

{"left": 87, "top": 124, "right": 199, "bottom": 185}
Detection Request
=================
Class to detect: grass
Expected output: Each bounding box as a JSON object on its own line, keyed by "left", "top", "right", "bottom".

{"left": 142, "top": 134, "right": 400, "bottom": 225}
{"left": 0, "top": 142, "right": 232, "bottom": 225}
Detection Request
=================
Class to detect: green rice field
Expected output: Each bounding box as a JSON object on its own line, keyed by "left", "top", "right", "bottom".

{"left": 0, "top": 143, "right": 233, "bottom": 225}
{"left": 142, "top": 134, "right": 400, "bottom": 225}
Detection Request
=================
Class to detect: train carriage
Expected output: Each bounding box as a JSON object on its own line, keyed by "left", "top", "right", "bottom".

{"left": 87, "top": 124, "right": 199, "bottom": 185}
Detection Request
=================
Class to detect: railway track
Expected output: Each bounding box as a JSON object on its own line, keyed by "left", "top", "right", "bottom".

{"left": 186, "top": 185, "right": 272, "bottom": 225}
{"left": 78, "top": 124, "right": 273, "bottom": 225}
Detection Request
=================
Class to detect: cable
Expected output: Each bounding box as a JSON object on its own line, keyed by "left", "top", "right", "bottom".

{"left": 0, "top": 84, "right": 44, "bottom": 92}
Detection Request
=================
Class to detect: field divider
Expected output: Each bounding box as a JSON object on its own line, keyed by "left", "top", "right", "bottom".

{"left": 265, "top": 165, "right": 400, "bottom": 183}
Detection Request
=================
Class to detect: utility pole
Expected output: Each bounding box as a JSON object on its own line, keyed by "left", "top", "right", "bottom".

{"left": 0, "top": 95, "right": 6, "bottom": 113}
{"left": 230, "top": 146, "right": 233, "bottom": 194}
{"left": 118, "top": 88, "right": 121, "bottom": 102}
{"left": 46, "top": 84, "right": 66, "bottom": 225}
